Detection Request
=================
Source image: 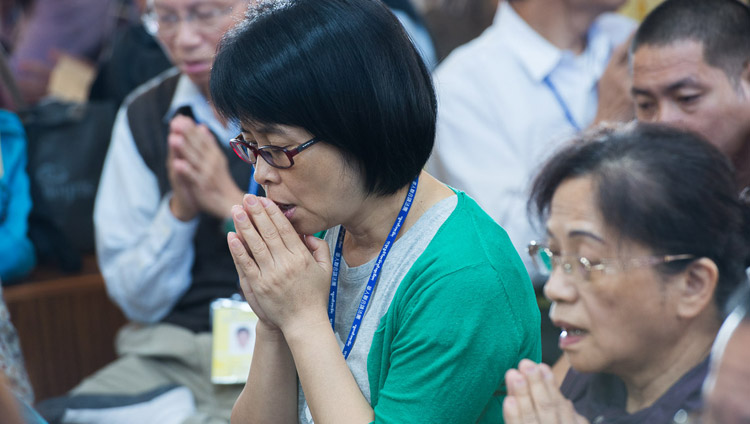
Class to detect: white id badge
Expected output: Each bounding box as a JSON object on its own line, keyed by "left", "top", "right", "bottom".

{"left": 210, "top": 297, "right": 259, "bottom": 384}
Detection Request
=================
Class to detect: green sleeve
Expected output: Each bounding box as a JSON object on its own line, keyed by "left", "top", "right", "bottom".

{"left": 369, "top": 264, "right": 541, "bottom": 424}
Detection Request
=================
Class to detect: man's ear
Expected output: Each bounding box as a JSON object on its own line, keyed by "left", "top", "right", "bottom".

{"left": 674, "top": 257, "right": 719, "bottom": 320}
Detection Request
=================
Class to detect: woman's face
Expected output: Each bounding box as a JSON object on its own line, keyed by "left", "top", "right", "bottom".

{"left": 543, "top": 176, "right": 683, "bottom": 375}
{"left": 242, "top": 123, "right": 369, "bottom": 235}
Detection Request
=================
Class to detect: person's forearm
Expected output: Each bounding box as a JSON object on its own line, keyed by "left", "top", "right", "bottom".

{"left": 232, "top": 323, "right": 298, "bottom": 424}
{"left": 284, "top": 315, "right": 374, "bottom": 424}
{"left": 96, "top": 196, "right": 197, "bottom": 322}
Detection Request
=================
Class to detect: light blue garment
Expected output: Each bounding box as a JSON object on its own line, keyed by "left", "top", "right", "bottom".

{"left": 391, "top": 9, "right": 437, "bottom": 70}
{"left": 0, "top": 110, "right": 35, "bottom": 283}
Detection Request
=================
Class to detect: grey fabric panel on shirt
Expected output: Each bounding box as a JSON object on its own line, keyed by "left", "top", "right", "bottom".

{"left": 297, "top": 194, "right": 458, "bottom": 423}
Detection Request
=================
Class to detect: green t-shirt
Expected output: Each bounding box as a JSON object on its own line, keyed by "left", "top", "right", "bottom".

{"left": 368, "top": 192, "right": 541, "bottom": 423}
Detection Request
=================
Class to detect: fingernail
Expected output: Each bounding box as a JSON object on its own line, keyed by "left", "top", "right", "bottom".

{"left": 245, "top": 195, "right": 258, "bottom": 206}
{"left": 233, "top": 206, "right": 247, "bottom": 222}
{"left": 519, "top": 359, "right": 537, "bottom": 374}
{"left": 513, "top": 375, "right": 526, "bottom": 388}
{"left": 229, "top": 238, "right": 243, "bottom": 250}
{"left": 259, "top": 197, "right": 272, "bottom": 208}
{"left": 541, "top": 364, "right": 554, "bottom": 381}
{"left": 527, "top": 365, "right": 540, "bottom": 376}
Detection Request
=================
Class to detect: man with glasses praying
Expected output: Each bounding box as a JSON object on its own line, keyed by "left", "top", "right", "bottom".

{"left": 47, "top": 0, "right": 255, "bottom": 422}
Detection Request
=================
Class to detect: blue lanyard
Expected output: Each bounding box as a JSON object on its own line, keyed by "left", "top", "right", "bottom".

{"left": 248, "top": 169, "right": 260, "bottom": 195}
{"left": 328, "top": 176, "right": 419, "bottom": 359}
{"left": 542, "top": 76, "right": 582, "bottom": 132}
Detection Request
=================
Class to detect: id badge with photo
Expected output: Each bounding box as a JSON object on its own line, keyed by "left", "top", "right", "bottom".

{"left": 210, "top": 297, "right": 259, "bottom": 384}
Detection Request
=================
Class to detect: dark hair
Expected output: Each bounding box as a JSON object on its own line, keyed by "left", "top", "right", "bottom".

{"left": 529, "top": 123, "right": 750, "bottom": 312}
{"left": 632, "top": 0, "right": 750, "bottom": 82}
{"left": 210, "top": 0, "right": 436, "bottom": 195}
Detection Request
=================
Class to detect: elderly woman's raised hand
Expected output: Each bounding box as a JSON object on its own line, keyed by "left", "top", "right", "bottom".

{"left": 503, "top": 359, "right": 589, "bottom": 424}
{"left": 227, "top": 194, "right": 333, "bottom": 334}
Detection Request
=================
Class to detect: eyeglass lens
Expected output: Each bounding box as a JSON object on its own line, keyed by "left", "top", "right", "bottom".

{"left": 232, "top": 143, "right": 257, "bottom": 164}
{"left": 260, "top": 148, "right": 292, "bottom": 168}
{"left": 146, "top": 3, "right": 234, "bottom": 36}
{"left": 231, "top": 141, "right": 296, "bottom": 169}
{"left": 531, "top": 245, "right": 590, "bottom": 279}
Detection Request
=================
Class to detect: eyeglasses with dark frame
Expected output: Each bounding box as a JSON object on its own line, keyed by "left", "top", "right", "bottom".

{"left": 229, "top": 133, "right": 321, "bottom": 169}
{"left": 527, "top": 240, "right": 695, "bottom": 281}
{"left": 142, "top": 2, "right": 236, "bottom": 37}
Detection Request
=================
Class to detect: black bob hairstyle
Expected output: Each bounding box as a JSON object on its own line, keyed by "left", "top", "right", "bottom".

{"left": 210, "top": 0, "right": 437, "bottom": 196}
{"left": 529, "top": 123, "right": 750, "bottom": 313}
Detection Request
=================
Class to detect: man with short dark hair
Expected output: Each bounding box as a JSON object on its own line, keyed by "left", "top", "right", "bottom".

{"left": 631, "top": 0, "right": 750, "bottom": 191}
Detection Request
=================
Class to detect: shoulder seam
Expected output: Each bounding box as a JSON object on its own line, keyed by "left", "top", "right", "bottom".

{"left": 123, "top": 67, "right": 180, "bottom": 109}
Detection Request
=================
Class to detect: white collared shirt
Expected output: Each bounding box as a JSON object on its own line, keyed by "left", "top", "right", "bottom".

{"left": 427, "top": 2, "right": 634, "bottom": 284}
{"left": 94, "top": 69, "right": 239, "bottom": 323}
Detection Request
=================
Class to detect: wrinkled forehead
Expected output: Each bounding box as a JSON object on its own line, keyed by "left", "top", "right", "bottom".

{"left": 632, "top": 39, "right": 742, "bottom": 85}
{"left": 547, "top": 177, "right": 608, "bottom": 239}
{"left": 630, "top": 40, "right": 737, "bottom": 91}
{"left": 632, "top": 40, "right": 707, "bottom": 72}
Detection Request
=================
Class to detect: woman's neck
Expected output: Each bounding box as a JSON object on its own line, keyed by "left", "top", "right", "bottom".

{"left": 511, "top": 0, "right": 602, "bottom": 54}
{"left": 621, "top": 321, "right": 718, "bottom": 413}
{"left": 341, "top": 171, "right": 453, "bottom": 267}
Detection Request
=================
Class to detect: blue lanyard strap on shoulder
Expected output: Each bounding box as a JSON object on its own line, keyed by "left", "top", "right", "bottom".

{"left": 328, "top": 176, "right": 419, "bottom": 359}
{"left": 543, "top": 75, "right": 582, "bottom": 132}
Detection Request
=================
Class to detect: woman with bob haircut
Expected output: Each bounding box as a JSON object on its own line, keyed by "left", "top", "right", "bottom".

{"left": 502, "top": 123, "right": 750, "bottom": 424}
{"left": 210, "top": 0, "right": 541, "bottom": 423}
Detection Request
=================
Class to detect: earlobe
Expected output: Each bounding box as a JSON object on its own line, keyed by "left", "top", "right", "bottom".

{"left": 676, "top": 257, "right": 719, "bottom": 319}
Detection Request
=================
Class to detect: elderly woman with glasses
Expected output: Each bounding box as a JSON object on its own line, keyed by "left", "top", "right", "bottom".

{"left": 501, "top": 124, "right": 750, "bottom": 424}
{"left": 209, "top": 1, "right": 540, "bottom": 423}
